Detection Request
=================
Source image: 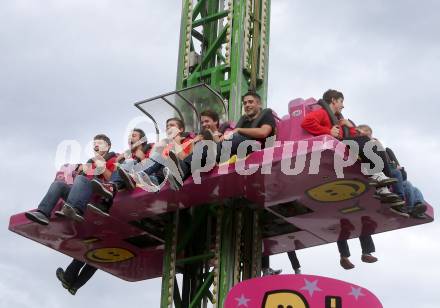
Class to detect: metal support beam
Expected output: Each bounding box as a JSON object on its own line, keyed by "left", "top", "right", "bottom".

{"left": 192, "top": 11, "right": 229, "bottom": 28}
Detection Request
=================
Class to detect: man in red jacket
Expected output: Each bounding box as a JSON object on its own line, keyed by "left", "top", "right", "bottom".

{"left": 301, "top": 89, "right": 405, "bottom": 206}
{"left": 301, "top": 89, "right": 407, "bottom": 270}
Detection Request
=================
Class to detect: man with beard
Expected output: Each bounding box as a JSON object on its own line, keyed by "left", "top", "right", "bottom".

{"left": 169, "top": 91, "right": 277, "bottom": 188}
{"left": 25, "top": 134, "right": 117, "bottom": 224}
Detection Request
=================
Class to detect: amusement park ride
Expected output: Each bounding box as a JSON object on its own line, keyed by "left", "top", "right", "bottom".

{"left": 8, "top": 1, "right": 434, "bottom": 307}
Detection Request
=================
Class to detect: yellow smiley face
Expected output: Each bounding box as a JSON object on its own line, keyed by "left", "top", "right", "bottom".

{"left": 85, "top": 247, "right": 135, "bottom": 263}
{"left": 306, "top": 179, "right": 367, "bottom": 202}
{"left": 262, "top": 290, "right": 309, "bottom": 308}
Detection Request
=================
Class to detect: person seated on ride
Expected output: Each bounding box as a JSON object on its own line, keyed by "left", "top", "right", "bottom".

{"left": 384, "top": 145, "right": 428, "bottom": 219}
{"left": 94, "top": 120, "right": 194, "bottom": 199}
{"left": 193, "top": 109, "right": 223, "bottom": 143}
{"left": 355, "top": 124, "right": 408, "bottom": 217}
{"left": 25, "top": 134, "right": 117, "bottom": 224}
{"left": 168, "top": 91, "right": 276, "bottom": 188}
{"left": 56, "top": 259, "right": 97, "bottom": 296}
{"left": 401, "top": 175, "right": 428, "bottom": 219}
{"left": 89, "top": 128, "right": 155, "bottom": 201}
{"left": 301, "top": 89, "right": 405, "bottom": 210}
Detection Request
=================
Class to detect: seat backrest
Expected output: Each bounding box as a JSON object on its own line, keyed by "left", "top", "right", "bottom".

{"left": 276, "top": 98, "right": 320, "bottom": 142}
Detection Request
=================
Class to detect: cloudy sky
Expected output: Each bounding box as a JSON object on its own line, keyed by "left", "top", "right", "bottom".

{"left": 1, "top": 0, "right": 439, "bottom": 307}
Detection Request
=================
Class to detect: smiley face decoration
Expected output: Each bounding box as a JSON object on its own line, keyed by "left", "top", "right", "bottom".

{"left": 306, "top": 180, "right": 367, "bottom": 203}
{"left": 86, "top": 247, "right": 135, "bottom": 263}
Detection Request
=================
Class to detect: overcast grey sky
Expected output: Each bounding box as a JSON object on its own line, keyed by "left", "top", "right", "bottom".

{"left": 1, "top": 1, "right": 440, "bottom": 307}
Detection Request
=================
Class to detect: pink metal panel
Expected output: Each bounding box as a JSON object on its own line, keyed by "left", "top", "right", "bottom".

{"left": 225, "top": 274, "right": 383, "bottom": 308}
{"left": 8, "top": 99, "right": 435, "bottom": 281}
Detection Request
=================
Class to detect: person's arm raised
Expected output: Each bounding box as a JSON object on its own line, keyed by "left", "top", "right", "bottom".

{"left": 235, "top": 124, "right": 273, "bottom": 139}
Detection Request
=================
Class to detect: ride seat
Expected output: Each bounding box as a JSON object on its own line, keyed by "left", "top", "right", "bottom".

{"left": 276, "top": 98, "right": 321, "bottom": 142}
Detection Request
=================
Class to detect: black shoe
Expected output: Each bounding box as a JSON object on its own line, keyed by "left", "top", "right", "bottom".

{"left": 91, "top": 178, "right": 115, "bottom": 199}
{"left": 87, "top": 202, "right": 110, "bottom": 217}
{"left": 25, "top": 211, "right": 49, "bottom": 225}
{"left": 117, "top": 166, "right": 136, "bottom": 190}
{"left": 56, "top": 268, "right": 70, "bottom": 289}
{"left": 410, "top": 212, "right": 428, "bottom": 219}
{"left": 55, "top": 203, "right": 85, "bottom": 222}
{"left": 68, "top": 287, "right": 77, "bottom": 295}
{"left": 411, "top": 203, "right": 427, "bottom": 216}
{"left": 374, "top": 192, "right": 405, "bottom": 205}
{"left": 389, "top": 205, "right": 410, "bottom": 218}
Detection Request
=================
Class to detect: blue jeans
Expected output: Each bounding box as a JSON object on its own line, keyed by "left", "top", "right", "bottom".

{"left": 37, "top": 175, "right": 93, "bottom": 216}
{"left": 37, "top": 181, "right": 72, "bottom": 217}
{"left": 403, "top": 181, "right": 424, "bottom": 209}
{"left": 216, "top": 133, "right": 256, "bottom": 162}
{"left": 390, "top": 168, "right": 404, "bottom": 199}
{"left": 337, "top": 236, "right": 375, "bottom": 258}
{"left": 67, "top": 175, "right": 94, "bottom": 214}
{"left": 64, "top": 259, "right": 97, "bottom": 290}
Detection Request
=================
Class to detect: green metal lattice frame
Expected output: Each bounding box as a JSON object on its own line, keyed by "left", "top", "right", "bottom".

{"left": 161, "top": 1, "right": 271, "bottom": 307}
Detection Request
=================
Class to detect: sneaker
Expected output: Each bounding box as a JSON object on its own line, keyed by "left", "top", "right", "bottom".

{"left": 262, "top": 267, "right": 282, "bottom": 276}
{"left": 87, "top": 203, "right": 110, "bottom": 217}
{"left": 91, "top": 178, "right": 115, "bottom": 199}
{"left": 411, "top": 203, "right": 427, "bottom": 216}
{"left": 361, "top": 254, "right": 378, "bottom": 263}
{"left": 410, "top": 212, "right": 428, "bottom": 219}
{"left": 167, "top": 152, "right": 184, "bottom": 190}
{"left": 375, "top": 188, "right": 406, "bottom": 206}
{"left": 56, "top": 268, "right": 70, "bottom": 289}
{"left": 25, "top": 211, "right": 49, "bottom": 226}
{"left": 135, "top": 171, "right": 159, "bottom": 192}
{"left": 55, "top": 203, "right": 85, "bottom": 222}
{"left": 117, "top": 166, "right": 136, "bottom": 191}
{"left": 168, "top": 151, "right": 184, "bottom": 180}
{"left": 340, "top": 257, "right": 355, "bottom": 270}
{"left": 387, "top": 198, "right": 406, "bottom": 207}
{"left": 167, "top": 172, "right": 182, "bottom": 191}
{"left": 369, "top": 172, "right": 398, "bottom": 188}
{"left": 389, "top": 205, "right": 410, "bottom": 218}
{"left": 294, "top": 268, "right": 301, "bottom": 274}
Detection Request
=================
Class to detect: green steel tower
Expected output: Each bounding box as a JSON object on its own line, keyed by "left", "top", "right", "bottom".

{"left": 161, "top": 1, "right": 271, "bottom": 307}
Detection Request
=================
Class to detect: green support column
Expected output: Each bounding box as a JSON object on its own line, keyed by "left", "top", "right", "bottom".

{"left": 160, "top": 0, "right": 272, "bottom": 306}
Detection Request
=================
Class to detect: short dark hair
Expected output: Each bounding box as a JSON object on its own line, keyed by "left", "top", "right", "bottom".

{"left": 357, "top": 124, "right": 372, "bottom": 133}
{"left": 323, "top": 89, "right": 344, "bottom": 104}
{"left": 166, "top": 117, "right": 185, "bottom": 130}
{"left": 94, "top": 134, "right": 111, "bottom": 148}
{"left": 133, "top": 128, "right": 146, "bottom": 139}
{"left": 242, "top": 91, "right": 261, "bottom": 103}
{"left": 200, "top": 110, "right": 219, "bottom": 126}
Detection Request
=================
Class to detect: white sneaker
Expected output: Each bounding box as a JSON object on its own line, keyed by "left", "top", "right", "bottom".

{"left": 369, "top": 172, "right": 398, "bottom": 187}
{"left": 135, "top": 172, "right": 159, "bottom": 193}
{"left": 376, "top": 186, "right": 392, "bottom": 195}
